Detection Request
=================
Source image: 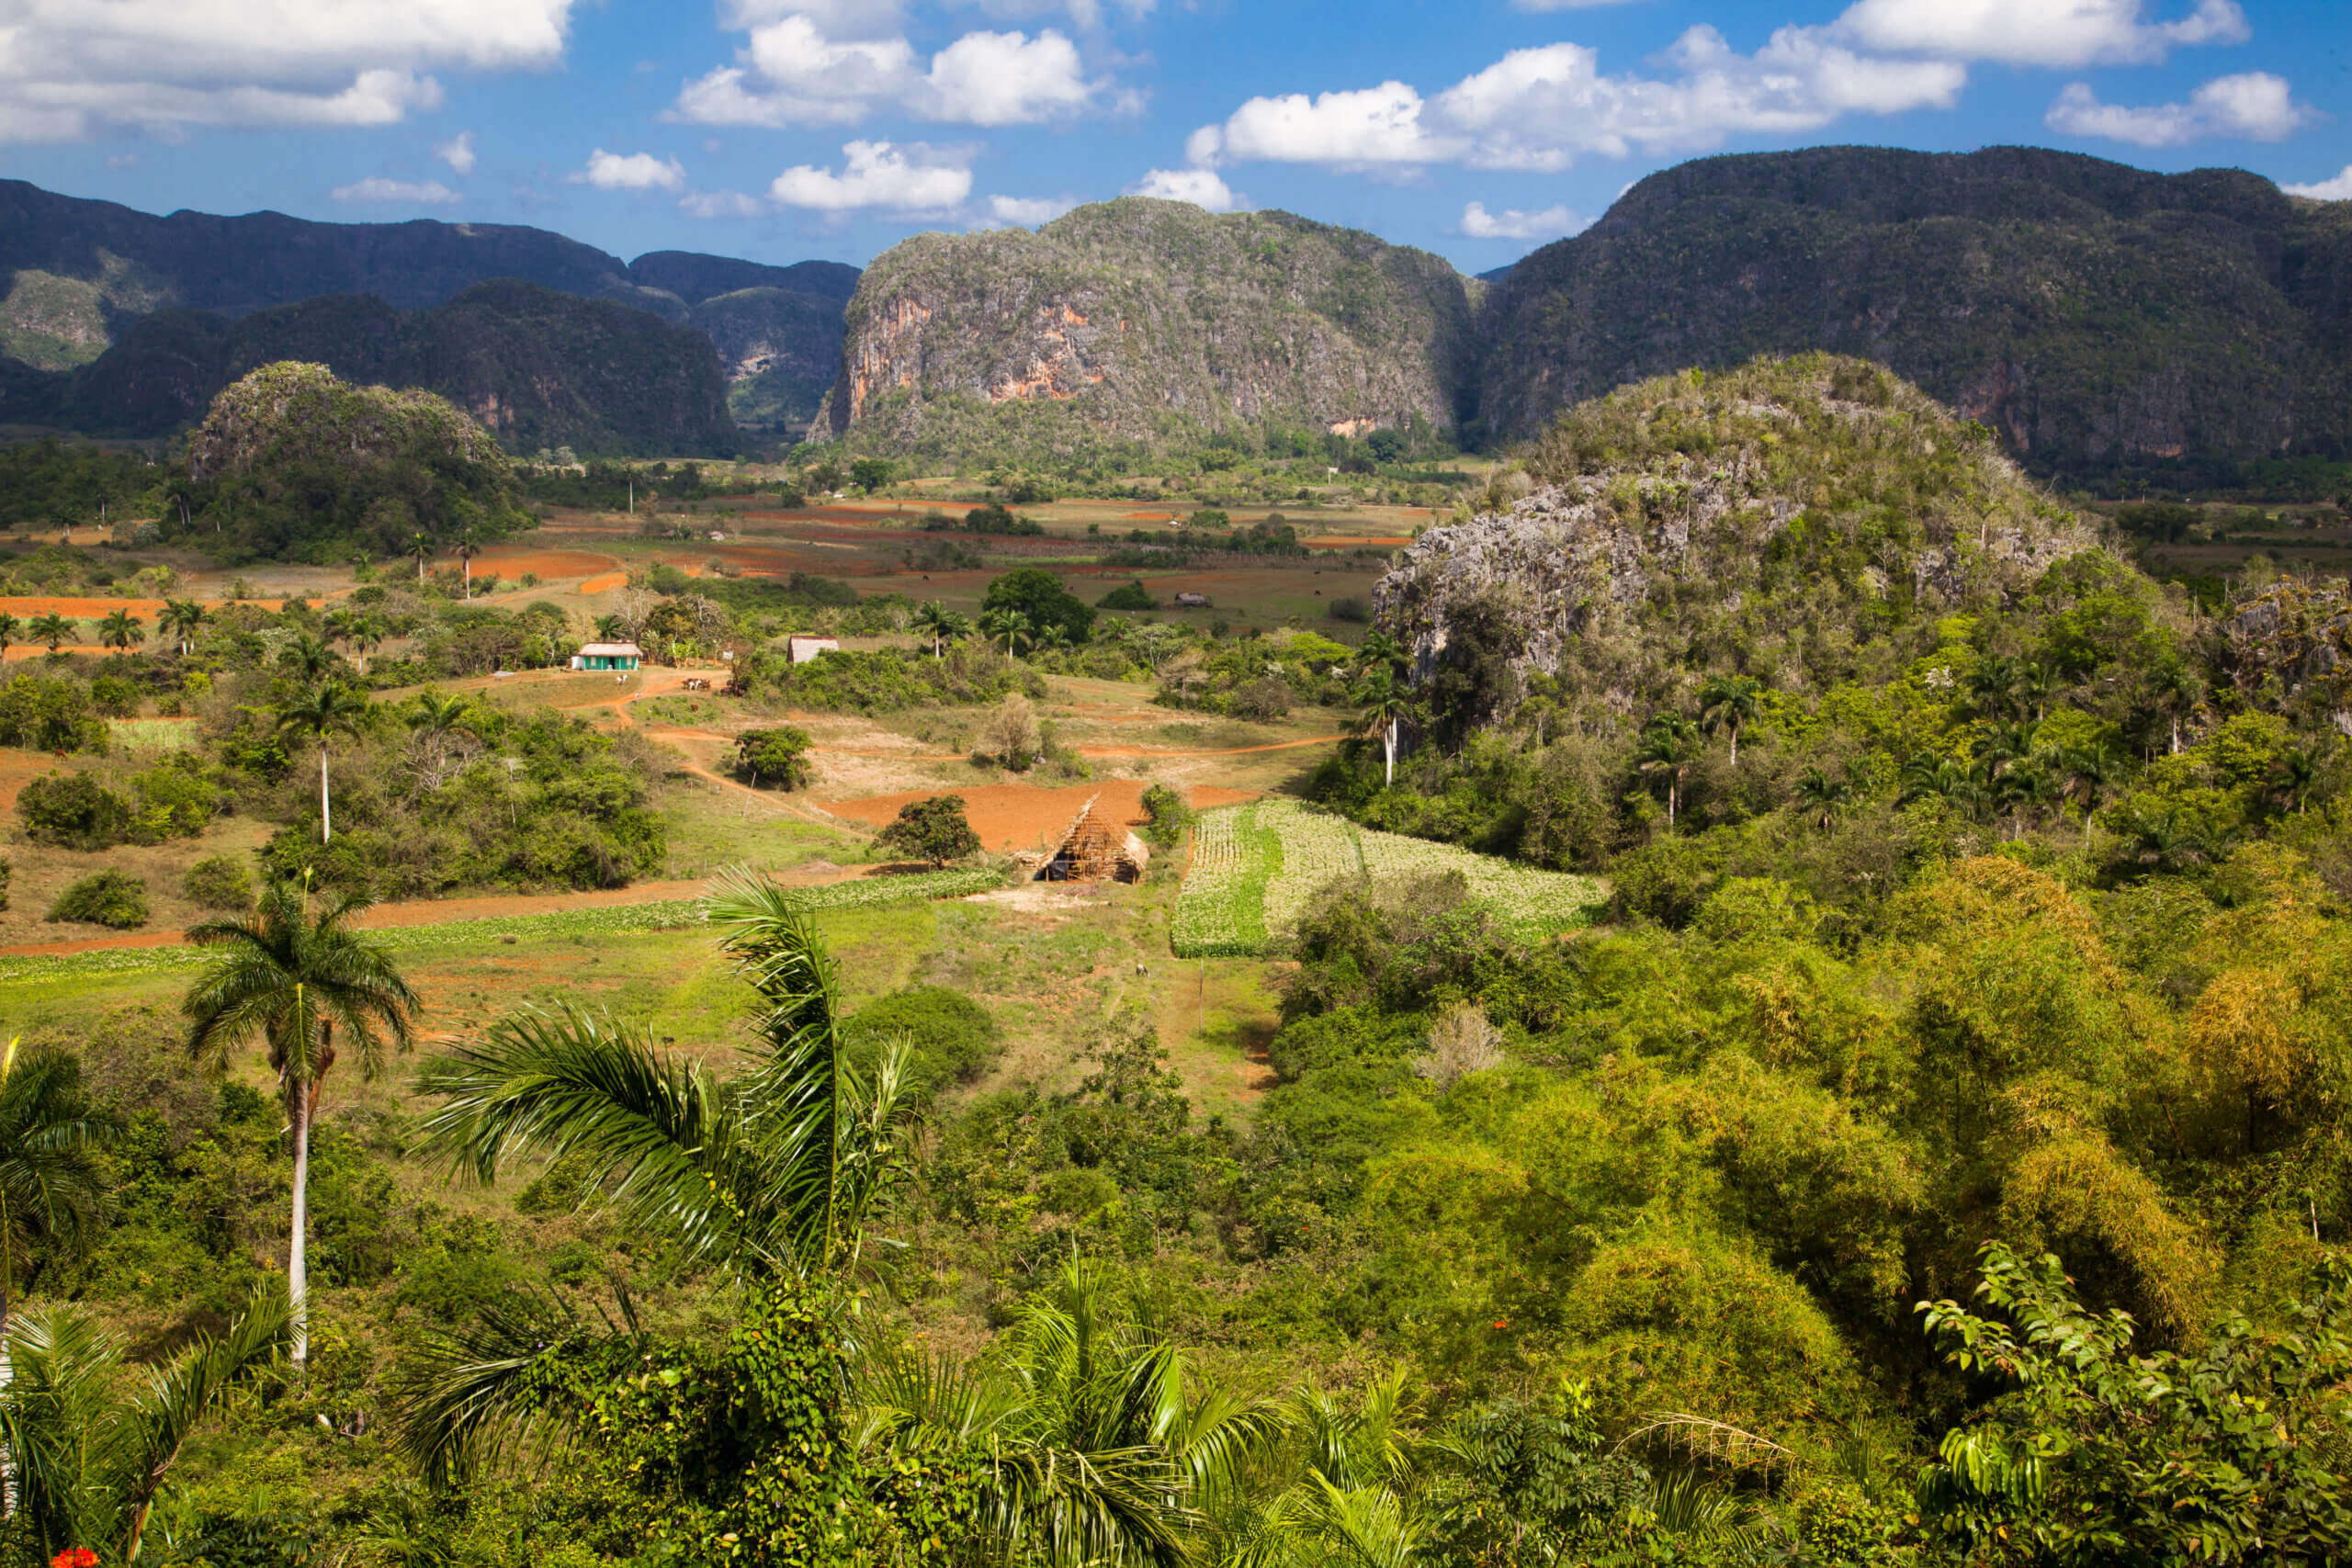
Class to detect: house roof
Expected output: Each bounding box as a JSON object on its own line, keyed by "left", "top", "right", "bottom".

{"left": 579, "top": 642, "right": 643, "bottom": 657}
{"left": 786, "top": 634, "right": 839, "bottom": 644}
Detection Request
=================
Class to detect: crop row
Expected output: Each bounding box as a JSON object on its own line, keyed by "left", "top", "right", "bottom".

{"left": 1173, "top": 800, "right": 1606, "bottom": 957}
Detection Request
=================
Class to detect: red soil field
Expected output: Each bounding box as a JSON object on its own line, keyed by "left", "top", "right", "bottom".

{"left": 576, "top": 571, "right": 628, "bottom": 594}
{"left": 817, "top": 779, "right": 1258, "bottom": 854}
{"left": 0, "top": 597, "right": 287, "bottom": 618}
{"left": 470, "top": 547, "right": 618, "bottom": 580}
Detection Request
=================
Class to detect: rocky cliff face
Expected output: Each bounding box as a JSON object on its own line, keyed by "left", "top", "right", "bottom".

{"left": 821, "top": 197, "right": 1479, "bottom": 463}
{"left": 1378, "top": 355, "right": 2100, "bottom": 718}
{"left": 3, "top": 282, "right": 737, "bottom": 457}
{"left": 1476, "top": 146, "right": 2352, "bottom": 477}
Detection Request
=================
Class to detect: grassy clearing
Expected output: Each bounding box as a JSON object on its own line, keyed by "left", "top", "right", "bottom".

{"left": 1173, "top": 797, "right": 1606, "bottom": 957}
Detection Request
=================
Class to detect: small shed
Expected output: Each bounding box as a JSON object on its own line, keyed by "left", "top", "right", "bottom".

{"left": 571, "top": 641, "right": 642, "bottom": 671}
{"left": 786, "top": 635, "right": 840, "bottom": 663}
{"left": 1035, "top": 795, "right": 1150, "bottom": 884}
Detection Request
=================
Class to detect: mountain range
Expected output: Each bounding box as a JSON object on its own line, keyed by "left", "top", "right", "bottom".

{"left": 3, "top": 146, "right": 2348, "bottom": 477}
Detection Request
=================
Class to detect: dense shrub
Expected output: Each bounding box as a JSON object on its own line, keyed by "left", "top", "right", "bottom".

{"left": 1099, "top": 580, "right": 1157, "bottom": 611}
{"left": 18, "top": 771, "right": 131, "bottom": 849}
{"left": 0, "top": 673, "right": 106, "bottom": 753}
{"left": 740, "top": 643, "right": 1039, "bottom": 715}
{"left": 46, "top": 870, "right": 150, "bottom": 928}
{"left": 183, "top": 854, "right": 255, "bottom": 911}
{"left": 733, "top": 727, "right": 815, "bottom": 789}
{"left": 842, "top": 984, "right": 999, "bottom": 1096}
{"left": 876, "top": 795, "right": 981, "bottom": 867}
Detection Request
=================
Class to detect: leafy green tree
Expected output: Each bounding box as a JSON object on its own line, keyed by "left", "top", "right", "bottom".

{"left": 981, "top": 567, "right": 1095, "bottom": 646}
{"left": 735, "top": 726, "right": 815, "bottom": 789}
{"left": 277, "top": 683, "right": 368, "bottom": 842}
{"left": 0, "top": 1282, "right": 289, "bottom": 1564}
{"left": 26, "top": 615, "right": 74, "bottom": 655}
{"left": 849, "top": 457, "right": 895, "bottom": 495}
{"left": 1917, "top": 1243, "right": 2352, "bottom": 1564}
{"left": 1697, "top": 673, "right": 1763, "bottom": 766}
{"left": 1098, "top": 579, "right": 1157, "bottom": 612}
{"left": 876, "top": 795, "right": 981, "bottom": 868}
{"left": 183, "top": 879, "right": 419, "bottom": 1371}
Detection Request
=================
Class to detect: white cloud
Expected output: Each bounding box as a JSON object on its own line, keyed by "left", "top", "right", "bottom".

{"left": 2285, "top": 164, "right": 2352, "bottom": 201}
{"left": 925, "top": 29, "right": 1092, "bottom": 125}
{"left": 680, "top": 189, "right": 767, "bottom": 218}
{"left": 769, "top": 140, "right": 972, "bottom": 211}
{"left": 987, "top": 193, "right": 1080, "bottom": 225}
{"left": 1128, "top": 165, "right": 1242, "bottom": 210}
{"left": 0, "top": 0, "right": 572, "bottom": 142}
{"left": 1194, "top": 28, "right": 1963, "bottom": 176}
{"left": 575, "top": 149, "right": 687, "bottom": 190}
{"left": 435, "top": 130, "right": 476, "bottom": 174}
{"left": 2045, "top": 71, "right": 2315, "bottom": 146}
{"left": 1834, "top": 0, "right": 2248, "bottom": 69}
{"left": 1460, "top": 201, "right": 1587, "bottom": 240}
{"left": 674, "top": 12, "right": 1101, "bottom": 129}
{"left": 332, "top": 175, "right": 460, "bottom": 203}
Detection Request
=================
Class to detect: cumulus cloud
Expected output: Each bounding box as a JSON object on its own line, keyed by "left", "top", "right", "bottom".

{"left": 673, "top": 12, "right": 1102, "bottom": 129}
{"left": 575, "top": 149, "right": 687, "bottom": 190}
{"left": 986, "top": 193, "right": 1080, "bottom": 225}
{"left": 1190, "top": 28, "right": 1964, "bottom": 175}
{"left": 2045, "top": 71, "right": 2314, "bottom": 146}
{"left": 1460, "top": 201, "right": 1587, "bottom": 240}
{"left": 680, "top": 189, "right": 767, "bottom": 218}
{"left": 0, "top": 0, "right": 572, "bottom": 142}
{"left": 1128, "top": 165, "right": 1242, "bottom": 211}
{"left": 332, "top": 175, "right": 460, "bottom": 203}
{"left": 1833, "top": 0, "right": 2248, "bottom": 69}
{"left": 435, "top": 130, "right": 477, "bottom": 174}
{"left": 769, "top": 140, "right": 972, "bottom": 211}
{"left": 2285, "top": 164, "right": 2352, "bottom": 201}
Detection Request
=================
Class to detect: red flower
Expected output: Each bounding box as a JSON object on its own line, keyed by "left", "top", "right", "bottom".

{"left": 1492, "top": 1319, "right": 1510, "bottom": 1330}
{"left": 52, "top": 1550, "right": 100, "bottom": 1568}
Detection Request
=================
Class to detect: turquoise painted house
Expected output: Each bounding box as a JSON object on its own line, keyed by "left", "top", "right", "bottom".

{"left": 571, "top": 641, "right": 643, "bottom": 671}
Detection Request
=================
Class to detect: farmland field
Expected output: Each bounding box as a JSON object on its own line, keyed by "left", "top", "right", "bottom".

{"left": 1171, "top": 797, "right": 1606, "bottom": 956}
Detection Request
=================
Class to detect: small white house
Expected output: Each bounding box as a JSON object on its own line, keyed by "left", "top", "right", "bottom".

{"left": 571, "top": 641, "right": 643, "bottom": 671}
{"left": 786, "top": 635, "right": 840, "bottom": 663}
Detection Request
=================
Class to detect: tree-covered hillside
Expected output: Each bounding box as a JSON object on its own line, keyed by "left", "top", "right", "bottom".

{"left": 1476, "top": 145, "right": 2352, "bottom": 484}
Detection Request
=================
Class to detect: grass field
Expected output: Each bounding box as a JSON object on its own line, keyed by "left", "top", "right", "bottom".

{"left": 1172, "top": 798, "right": 1608, "bottom": 958}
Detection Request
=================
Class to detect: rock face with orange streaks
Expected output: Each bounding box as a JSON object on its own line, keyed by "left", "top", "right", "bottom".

{"left": 820, "top": 197, "right": 1480, "bottom": 463}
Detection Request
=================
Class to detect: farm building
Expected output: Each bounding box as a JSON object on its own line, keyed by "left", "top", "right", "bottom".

{"left": 571, "top": 641, "right": 642, "bottom": 671}
{"left": 1173, "top": 592, "right": 1212, "bottom": 608}
{"left": 1030, "top": 794, "right": 1149, "bottom": 883}
{"left": 786, "top": 635, "right": 840, "bottom": 663}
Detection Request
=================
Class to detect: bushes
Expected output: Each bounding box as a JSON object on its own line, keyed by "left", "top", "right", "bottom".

{"left": 733, "top": 727, "right": 814, "bottom": 789}
{"left": 47, "top": 870, "right": 150, "bottom": 929}
{"left": 184, "top": 855, "right": 255, "bottom": 911}
{"left": 0, "top": 673, "right": 106, "bottom": 753}
{"left": 1098, "top": 580, "right": 1157, "bottom": 611}
{"left": 842, "top": 984, "right": 999, "bottom": 1096}
{"left": 741, "top": 643, "right": 1039, "bottom": 715}
{"left": 18, "top": 772, "right": 132, "bottom": 850}
{"left": 876, "top": 795, "right": 981, "bottom": 867}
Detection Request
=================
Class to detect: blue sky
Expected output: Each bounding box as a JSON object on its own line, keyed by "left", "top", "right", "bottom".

{"left": 3, "top": 0, "right": 2348, "bottom": 274}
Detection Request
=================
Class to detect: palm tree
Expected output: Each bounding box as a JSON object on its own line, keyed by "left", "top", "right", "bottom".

{"left": 2273, "top": 744, "right": 2323, "bottom": 816}
{"left": 26, "top": 615, "right": 73, "bottom": 656}
{"left": 455, "top": 534, "right": 479, "bottom": 600}
{"left": 398, "top": 875, "right": 919, "bottom": 1480}
{"left": 411, "top": 531, "right": 433, "bottom": 585}
{"left": 1635, "top": 713, "right": 1701, "bottom": 827}
{"left": 277, "top": 684, "right": 368, "bottom": 843}
{"left": 0, "top": 1281, "right": 288, "bottom": 1562}
{"left": 1357, "top": 629, "right": 1405, "bottom": 679}
{"left": 2051, "top": 744, "right": 2118, "bottom": 843}
{"left": 95, "top": 609, "right": 140, "bottom": 653}
{"left": 2146, "top": 659, "right": 2200, "bottom": 756}
{"left": 280, "top": 632, "right": 337, "bottom": 685}
{"left": 982, "top": 607, "right": 1035, "bottom": 658}
{"left": 158, "top": 600, "right": 206, "bottom": 657}
{"left": 854, "top": 1258, "right": 1276, "bottom": 1568}
{"left": 350, "top": 615, "right": 384, "bottom": 675}
{"left": 1697, "top": 673, "right": 1763, "bottom": 766}
{"left": 1901, "top": 754, "right": 1989, "bottom": 819}
{"left": 0, "top": 613, "right": 19, "bottom": 663}
{"left": 1792, "top": 766, "right": 1855, "bottom": 830}
{"left": 912, "top": 600, "right": 956, "bottom": 658}
{"left": 1357, "top": 666, "right": 1413, "bottom": 788}
{"left": 183, "top": 883, "right": 415, "bottom": 1372}
{"left": 404, "top": 690, "right": 478, "bottom": 790}
{"left": 0, "top": 1040, "right": 107, "bottom": 1352}
{"left": 2119, "top": 805, "right": 2229, "bottom": 875}
{"left": 1969, "top": 654, "right": 2020, "bottom": 721}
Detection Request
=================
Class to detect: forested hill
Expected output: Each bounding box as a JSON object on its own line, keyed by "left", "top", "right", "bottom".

{"left": 0, "top": 283, "right": 739, "bottom": 457}
{"left": 1476, "top": 145, "right": 2352, "bottom": 481}
{"left": 821, "top": 197, "right": 1482, "bottom": 466}
{"left": 0, "top": 179, "right": 854, "bottom": 446}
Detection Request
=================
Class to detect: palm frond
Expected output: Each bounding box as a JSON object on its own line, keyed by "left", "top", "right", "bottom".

{"left": 972, "top": 1438, "right": 1199, "bottom": 1568}
{"left": 415, "top": 1005, "right": 758, "bottom": 1268}
{"left": 119, "top": 1278, "right": 292, "bottom": 1558}
{"left": 393, "top": 1289, "right": 629, "bottom": 1488}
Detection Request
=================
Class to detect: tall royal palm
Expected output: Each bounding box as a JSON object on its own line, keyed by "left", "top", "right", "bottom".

{"left": 95, "top": 609, "right": 141, "bottom": 654}
{"left": 1697, "top": 673, "right": 1763, "bottom": 767}
{"left": 1356, "top": 666, "right": 1413, "bottom": 789}
{"left": 183, "top": 881, "right": 417, "bottom": 1371}
{"left": 277, "top": 683, "right": 368, "bottom": 842}
{"left": 158, "top": 600, "right": 207, "bottom": 657}
{"left": 912, "top": 600, "right": 955, "bottom": 658}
